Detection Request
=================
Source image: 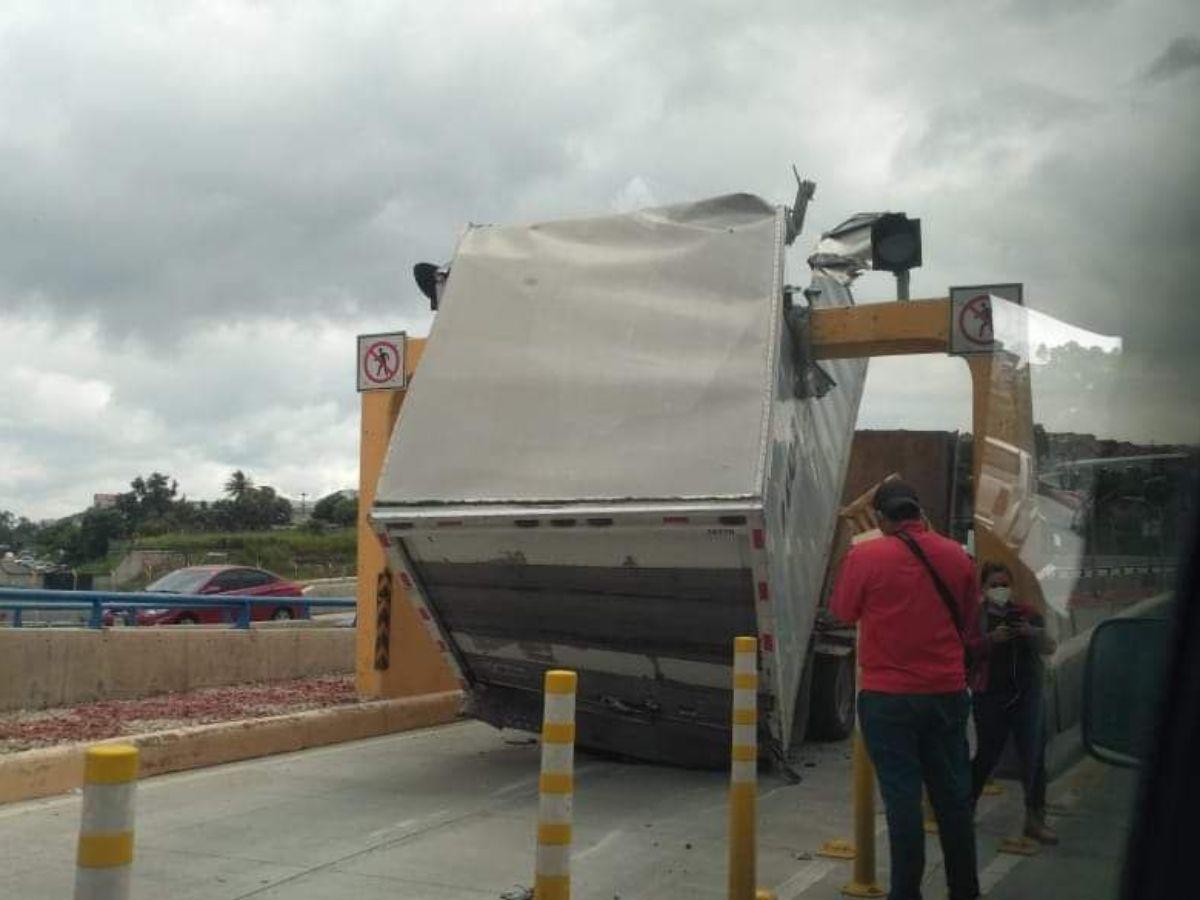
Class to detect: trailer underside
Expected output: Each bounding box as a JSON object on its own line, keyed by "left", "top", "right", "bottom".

{"left": 413, "top": 557, "right": 756, "bottom": 767}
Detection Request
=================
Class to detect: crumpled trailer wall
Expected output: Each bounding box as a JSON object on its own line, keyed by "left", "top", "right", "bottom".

{"left": 373, "top": 194, "right": 865, "bottom": 766}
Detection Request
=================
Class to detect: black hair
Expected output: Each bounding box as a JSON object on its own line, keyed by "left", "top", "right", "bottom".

{"left": 882, "top": 503, "right": 922, "bottom": 523}
{"left": 980, "top": 560, "right": 1012, "bottom": 586}
{"left": 872, "top": 480, "right": 922, "bottom": 523}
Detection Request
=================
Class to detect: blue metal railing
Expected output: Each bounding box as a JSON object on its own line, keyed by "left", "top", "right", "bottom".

{"left": 0, "top": 587, "right": 356, "bottom": 629}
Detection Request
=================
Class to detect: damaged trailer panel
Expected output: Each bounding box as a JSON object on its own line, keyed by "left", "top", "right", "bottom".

{"left": 372, "top": 194, "right": 866, "bottom": 766}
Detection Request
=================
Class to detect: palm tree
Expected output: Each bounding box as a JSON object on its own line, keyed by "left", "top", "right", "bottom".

{"left": 224, "top": 470, "right": 253, "bottom": 500}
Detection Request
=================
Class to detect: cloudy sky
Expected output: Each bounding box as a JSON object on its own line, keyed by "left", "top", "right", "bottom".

{"left": 2, "top": 1, "right": 1198, "bottom": 520}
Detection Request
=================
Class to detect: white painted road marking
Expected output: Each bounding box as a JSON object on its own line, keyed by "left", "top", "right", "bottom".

{"left": 774, "top": 860, "right": 837, "bottom": 899}
{"left": 978, "top": 850, "right": 1025, "bottom": 894}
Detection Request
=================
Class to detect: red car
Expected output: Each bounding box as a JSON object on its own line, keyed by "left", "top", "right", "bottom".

{"left": 108, "top": 565, "right": 308, "bottom": 626}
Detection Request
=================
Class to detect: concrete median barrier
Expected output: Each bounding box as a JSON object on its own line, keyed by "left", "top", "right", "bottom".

{"left": 0, "top": 626, "right": 355, "bottom": 713}
{"left": 0, "top": 690, "right": 463, "bottom": 805}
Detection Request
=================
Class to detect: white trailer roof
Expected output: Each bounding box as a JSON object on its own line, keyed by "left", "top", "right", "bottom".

{"left": 375, "top": 193, "right": 784, "bottom": 507}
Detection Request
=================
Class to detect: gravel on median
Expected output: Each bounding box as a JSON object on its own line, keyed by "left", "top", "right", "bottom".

{"left": 0, "top": 676, "right": 358, "bottom": 753}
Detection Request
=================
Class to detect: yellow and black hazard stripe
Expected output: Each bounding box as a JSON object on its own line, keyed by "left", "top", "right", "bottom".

{"left": 374, "top": 570, "right": 392, "bottom": 671}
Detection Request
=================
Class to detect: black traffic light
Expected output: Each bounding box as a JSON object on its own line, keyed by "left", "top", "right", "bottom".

{"left": 413, "top": 262, "right": 443, "bottom": 311}
{"left": 870, "top": 213, "right": 922, "bottom": 273}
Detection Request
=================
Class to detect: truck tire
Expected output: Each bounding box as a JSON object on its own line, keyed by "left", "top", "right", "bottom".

{"left": 807, "top": 650, "right": 855, "bottom": 741}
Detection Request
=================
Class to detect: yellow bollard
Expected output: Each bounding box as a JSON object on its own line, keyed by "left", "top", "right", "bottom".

{"left": 817, "top": 838, "right": 857, "bottom": 860}
{"left": 75, "top": 744, "right": 138, "bottom": 900}
{"left": 841, "top": 731, "right": 885, "bottom": 898}
{"left": 998, "top": 835, "right": 1039, "bottom": 856}
{"left": 922, "top": 788, "right": 939, "bottom": 835}
{"left": 535, "top": 670, "right": 577, "bottom": 900}
{"left": 728, "top": 636, "right": 760, "bottom": 900}
{"left": 982, "top": 780, "right": 1005, "bottom": 797}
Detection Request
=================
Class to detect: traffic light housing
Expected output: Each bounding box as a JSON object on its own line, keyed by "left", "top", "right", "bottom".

{"left": 870, "top": 213, "right": 922, "bottom": 273}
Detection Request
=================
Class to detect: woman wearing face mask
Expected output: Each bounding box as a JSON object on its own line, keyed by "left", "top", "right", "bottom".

{"left": 969, "top": 561, "right": 1059, "bottom": 844}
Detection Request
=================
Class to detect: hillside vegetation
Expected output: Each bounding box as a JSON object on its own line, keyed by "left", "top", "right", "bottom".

{"left": 4, "top": 470, "right": 359, "bottom": 579}
{"left": 127, "top": 528, "right": 357, "bottom": 581}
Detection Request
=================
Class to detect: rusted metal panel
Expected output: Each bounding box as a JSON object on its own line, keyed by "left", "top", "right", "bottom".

{"left": 842, "top": 430, "right": 958, "bottom": 533}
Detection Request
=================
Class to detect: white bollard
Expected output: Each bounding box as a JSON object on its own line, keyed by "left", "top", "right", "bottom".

{"left": 728, "top": 636, "right": 759, "bottom": 900}
{"left": 535, "top": 669, "right": 577, "bottom": 900}
{"left": 75, "top": 744, "right": 138, "bottom": 900}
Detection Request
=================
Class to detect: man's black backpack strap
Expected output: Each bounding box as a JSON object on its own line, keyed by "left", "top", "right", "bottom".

{"left": 893, "top": 530, "right": 966, "bottom": 641}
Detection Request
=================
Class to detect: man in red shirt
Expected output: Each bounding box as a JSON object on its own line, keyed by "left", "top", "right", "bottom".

{"left": 830, "top": 480, "right": 981, "bottom": 900}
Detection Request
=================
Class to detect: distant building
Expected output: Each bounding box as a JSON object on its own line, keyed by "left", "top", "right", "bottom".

{"left": 93, "top": 493, "right": 119, "bottom": 510}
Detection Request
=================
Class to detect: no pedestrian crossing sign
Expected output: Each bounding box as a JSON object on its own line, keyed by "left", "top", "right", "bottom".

{"left": 948, "top": 283, "right": 1023, "bottom": 355}
{"left": 357, "top": 332, "right": 408, "bottom": 392}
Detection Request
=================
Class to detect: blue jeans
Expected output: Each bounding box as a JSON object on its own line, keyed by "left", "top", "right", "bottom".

{"left": 859, "top": 690, "right": 980, "bottom": 900}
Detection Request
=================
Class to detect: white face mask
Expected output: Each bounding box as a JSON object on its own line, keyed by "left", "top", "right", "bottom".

{"left": 986, "top": 586, "right": 1012, "bottom": 605}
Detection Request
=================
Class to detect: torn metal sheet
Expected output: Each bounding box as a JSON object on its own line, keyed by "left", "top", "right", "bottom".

{"left": 806, "top": 212, "right": 884, "bottom": 282}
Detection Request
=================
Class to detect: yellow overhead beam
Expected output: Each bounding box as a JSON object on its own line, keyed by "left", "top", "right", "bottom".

{"left": 809, "top": 294, "right": 1046, "bottom": 613}
{"left": 810, "top": 298, "right": 950, "bottom": 360}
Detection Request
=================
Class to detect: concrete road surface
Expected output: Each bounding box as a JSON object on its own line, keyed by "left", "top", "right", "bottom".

{"left": 0, "top": 721, "right": 1135, "bottom": 899}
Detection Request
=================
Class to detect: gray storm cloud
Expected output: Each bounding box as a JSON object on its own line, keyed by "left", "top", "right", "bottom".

{"left": 1142, "top": 34, "right": 1200, "bottom": 83}
{"left": 1, "top": 1, "right": 1198, "bottom": 519}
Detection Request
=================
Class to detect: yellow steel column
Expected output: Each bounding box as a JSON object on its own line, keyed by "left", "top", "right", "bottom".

{"left": 965, "top": 353, "right": 1046, "bottom": 611}
{"left": 355, "top": 338, "right": 457, "bottom": 699}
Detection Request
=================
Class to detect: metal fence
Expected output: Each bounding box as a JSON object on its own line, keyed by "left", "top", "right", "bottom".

{"left": 0, "top": 587, "right": 355, "bottom": 629}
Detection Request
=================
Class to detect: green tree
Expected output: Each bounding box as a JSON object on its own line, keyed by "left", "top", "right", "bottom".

{"left": 212, "top": 473, "right": 293, "bottom": 530}
{"left": 224, "top": 470, "right": 253, "bottom": 500}
{"left": 24, "top": 508, "right": 126, "bottom": 567}
{"left": 78, "top": 508, "right": 126, "bottom": 560}
{"left": 12, "top": 515, "right": 39, "bottom": 548}
{"left": 0, "top": 510, "right": 19, "bottom": 548}
{"left": 117, "top": 471, "right": 180, "bottom": 534}
{"left": 35, "top": 519, "right": 83, "bottom": 565}
{"left": 245, "top": 485, "right": 293, "bottom": 528}
{"left": 142, "top": 472, "right": 178, "bottom": 519}
{"left": 312, "top": 491, "right": 358, "bottom": 527}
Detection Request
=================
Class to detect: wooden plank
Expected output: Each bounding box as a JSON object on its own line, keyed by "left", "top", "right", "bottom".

{"left": 810, "top": 298, "right": 951, "bottom": 359}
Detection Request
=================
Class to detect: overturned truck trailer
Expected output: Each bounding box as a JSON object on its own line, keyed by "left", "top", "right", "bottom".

{"left": 372, "top": 193, "right": 867, "bottom": 767}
